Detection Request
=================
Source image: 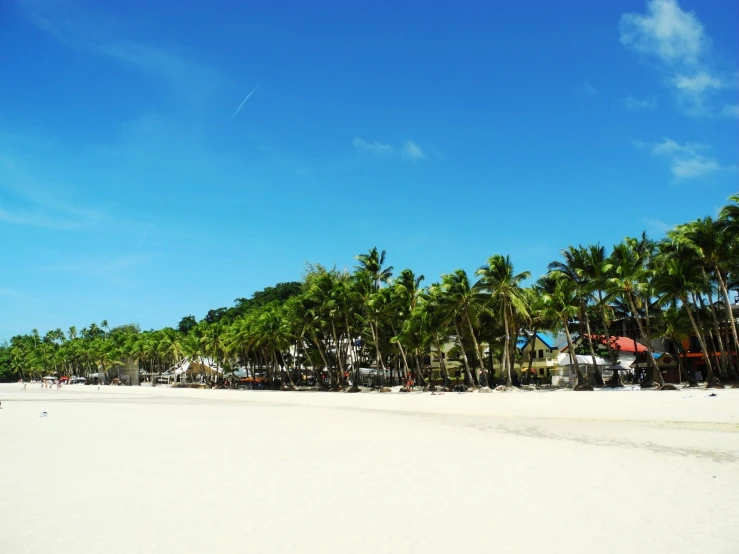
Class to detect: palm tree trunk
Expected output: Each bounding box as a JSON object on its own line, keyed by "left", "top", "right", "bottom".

{"left": 671, "top": 339, "right": 696, "bottom": 387}
{"left": 581, "top": 308, "right": 603, "bottom": 386}
{"left": 435, "top": 338, "right": 450, "bottom": 388}
{"left": 599, "top": 304, "right": 616, "bottom": 365}
{"left": 464, "top": 312, "right": 486, "bottom": 387}
{"left": 453, "top": 320, "right": 473, "bottom": 386}
{"left": 699, "top": 277, "right": 730, "bottom": 378}
{"left": 311, "top": 335, "right": 331, "bottom": 390}
{"left": 562, "top": 319, "right": 585, "bottom": 387}
{"left": 682, "top": 296, "right": 718, "bottom": 385}
{"left": 331, "top": 321, "right": 344, "bottom": 388}
{"left": 625, "top": 294, "right": 663, "bottom": 386}
{"left": 278, "top": 351, "right": 295, "bottom": 387}
{"left": 527, "top": 328, "right": 537, "bottom": 379}
{"left": 502, "top": 303, "right": 513, "bottom": 387}
{"left": 691, "top": 292, "right": 720, "bottom": 384}
{"left": 369, "top": 321, "right": 386, "bottom": 385}
{"left": 714, "top": 265, "right": 739, "bottom": 379}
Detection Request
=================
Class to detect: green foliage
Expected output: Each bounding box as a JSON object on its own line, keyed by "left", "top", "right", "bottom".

{"left": 2, "top": 195, "right": 738, "bottom": 386}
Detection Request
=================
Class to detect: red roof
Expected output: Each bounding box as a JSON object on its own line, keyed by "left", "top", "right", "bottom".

{"left": 588, "top": 335, "right": 648, "bottom": 353}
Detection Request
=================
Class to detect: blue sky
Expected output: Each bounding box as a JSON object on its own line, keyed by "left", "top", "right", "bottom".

{"left": 1, "top": 0, "right": 737, "bottom": 340}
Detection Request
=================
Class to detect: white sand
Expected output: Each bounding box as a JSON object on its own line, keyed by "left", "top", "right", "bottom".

{"left": 1, "top": 384, "right": 738, "bottom": 554}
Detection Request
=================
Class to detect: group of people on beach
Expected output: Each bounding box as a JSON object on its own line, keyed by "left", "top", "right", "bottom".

{"left": 17, "top": 379, "right": 62, "bottom": 391}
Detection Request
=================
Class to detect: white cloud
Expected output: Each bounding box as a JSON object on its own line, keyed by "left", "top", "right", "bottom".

{"left": 672, "top": 71, "right": 722, "bottom": 93}
{"left": 639, "top": 137, "right": 732, "bottom": 179}
{"left": 641, "top": 217, "right": 674, "bottom": 234}
{"left": 581, "top": 81, "right": 598, "bottom": 96}
{"left": 401, "top": 141, "right": 426, "bottom": 162}
{"left": 650, "top": 137, "right": 708, "bottom": 156}
{"left": 353, "top": 138, "right": 427, "bottom": 162}
{"left": 670, "top": 157, "right": 720, "bottom": 179}
{"left": 352, "top": 138, "right": 393, "bottom": 156}
{"left": 624, "top": 94, "right": 657, "bottom": 110}
{"left": 19, "top": 2, "right": 220, "bottom": 100}
{"left": 0, "top": 153, "right": 105, "bottom": 229}
{"left": 721, "top": 104, "right": 739, "bottom": 118}
{"left": 620, "top": 0, "right": 733, "bottom": 116}
{"left": 620, "top": 0, "right": 705, "bottom": 66}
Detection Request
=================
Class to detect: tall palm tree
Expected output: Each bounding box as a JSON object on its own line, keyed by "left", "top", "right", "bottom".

{"left": 608, "top": 240, "right": 663, "bottom": 386}
{"left": 438, "top": 269, "right": 486, "bottom": 387}
{"left": 656, "top": 305, "right": 698, "bottom": 386}
{"left": 538, "top": 274, "right": 586, "bottom": 387}
{"left": 422, "top": 285, "right": 454, "bottom": 389}
{"left": 548, "top": 246, "right": 606, "bottom": 386}
{"left": 476, "top": 255, "right": 530, "bottom": 387}
{"left": 653, "top": 252, "right": 719, "bottom": 386}
{"left": 670, "top": 217, "right": 739, "bottom": 378}
{"left": 354, "top": 247, "right": 394, "bottom": 292}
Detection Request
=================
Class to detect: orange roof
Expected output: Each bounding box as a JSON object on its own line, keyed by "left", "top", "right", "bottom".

{"left": 586, "top": 335, "right": 648, "bottom": 353}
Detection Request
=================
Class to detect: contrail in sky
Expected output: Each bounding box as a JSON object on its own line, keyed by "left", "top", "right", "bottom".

{"left": 135, "top": 223, "right": 154, "bottom": 252}
{"left": 231, "top": 83, "right": 260, "bottom": 119}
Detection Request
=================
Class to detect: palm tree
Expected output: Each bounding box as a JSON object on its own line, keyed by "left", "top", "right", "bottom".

{"left": 438, "top": 269, "right": 486, "bottom": 387}
{"left": 538, "top": 274, "right": 586, "bottom": 387}
{"left": 719, "top": 194, "right": 739, "bottom": 232}
{"left": 422, "top": 285, "right": 454, "bottom": 389}
{"left": 656, "top": 305, "right": 698, "bottom": 386}
{"left": 608, "top": 240, "right": 663, "bottom": 387}
{"left": 670, "top": 217, "right": 739, "bottom": 379}
{"left": 476, "top": 255, "right": 530, "bottom": 387}
{"left": 159, "top": 329, "right": 184, "bottom": 381}
{"left": 653, "top": 252, "right": 720, "bottom": 386}
{"left": 355, "top": 247, "right": 393, "bottom": 292}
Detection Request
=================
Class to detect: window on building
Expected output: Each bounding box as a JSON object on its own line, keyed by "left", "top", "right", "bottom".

{"left": 539, "top": 368, "right": 544, "bottom": 375}
{"left": 538, "top": 349, "right": 544, "bottom": 359}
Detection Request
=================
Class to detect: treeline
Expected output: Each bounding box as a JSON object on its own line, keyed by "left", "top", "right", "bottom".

{"left": 1, "top": 195, "right": 738, "bottom": 390}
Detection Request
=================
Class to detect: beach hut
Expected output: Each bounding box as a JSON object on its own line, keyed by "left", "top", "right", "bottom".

{"left": 553, "top": 353, "right": 608, "bottom": 387}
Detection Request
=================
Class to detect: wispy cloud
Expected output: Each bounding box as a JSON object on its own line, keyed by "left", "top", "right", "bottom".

{"left": 401, "top": 140, "right": 426, "bottom": 162}
{"left": 19, "top": 1, "right": 221, "bottom": 100}
{"left": 135, "top": 223, "right": 155, "bottom": 252}
{"left": 0, "top": 288, "right": 28, "bottom": 299}
{"left": 636, "top": 137, "right": 735, "bottom": 179}
{"left": 620, "top": 0, "right": 736, "bottom": 116}
{"left": 721, "top": 104, "right": 739, "bottom": 119}
{"left": 352, "top": 138, "right": 394, "bottom": 156}
{"left": 0, "top": 152, "right": 105, "bottom": 229}
{"left": 41, "top": 254, "right": 155, "bottom": 287}
{"left": 353, "top": 138, "right": 427, "bottom": 162}
{"left": 641, "top": 217, "right": 674, "bottom": 235}
{"left": 231, "top": 84, "right": 260, "bottom": 119}
{"left": 624, "top": 94, "right": 657, "bottom": 111}
{"left": 580, "top": 81, "right": 598, "bottom": 97}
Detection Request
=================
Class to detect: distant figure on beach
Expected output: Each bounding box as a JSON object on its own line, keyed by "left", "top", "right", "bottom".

{"left": 22, "top": 382, "right": 27, "bottom": 391}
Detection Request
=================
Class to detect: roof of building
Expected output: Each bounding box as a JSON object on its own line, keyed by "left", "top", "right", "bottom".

{"left": 588, "top": 335, "right": 648, "bottom": 353}
{"left": 560, "top": 335, "right": 648, "bottom": 353}
{"left": 519, "top": 332, "right": 558, "bottom": 351}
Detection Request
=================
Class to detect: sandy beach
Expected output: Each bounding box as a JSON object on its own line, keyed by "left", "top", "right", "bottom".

{"left": 1, "top": 384, "right": 738, "bottom": 554}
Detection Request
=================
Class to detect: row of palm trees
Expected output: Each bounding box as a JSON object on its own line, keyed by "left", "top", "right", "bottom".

{"left": 2, "top": 195, "right": 738, "bottom": 389}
